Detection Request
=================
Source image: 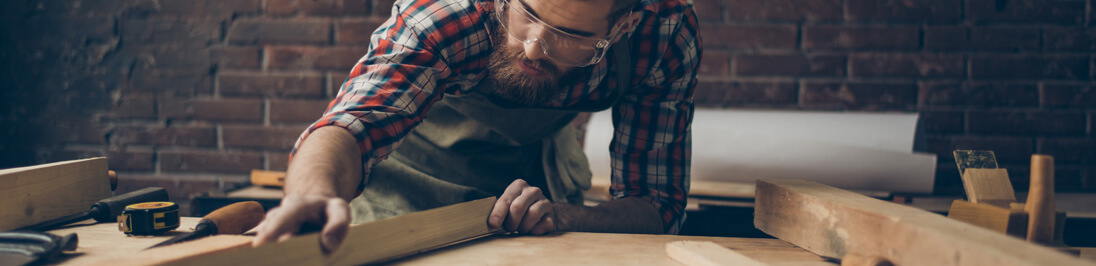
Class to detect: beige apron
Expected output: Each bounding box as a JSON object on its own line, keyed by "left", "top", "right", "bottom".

{"left": 349, "top": 40, "right": 632, "bottom": 224}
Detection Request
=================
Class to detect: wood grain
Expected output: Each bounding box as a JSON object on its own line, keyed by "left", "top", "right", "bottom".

{"left": 754, "top": 179, "right": 1094, "bottom": 266}
{"left": 947, "top": 200, "right": 1027, "bottom": 237}
{"left": 0, "top": 157, "right": 112, "bottom": 231}
{"left": 249, "top": 169, "right": 286, "bottom": 187}
{"left": 154, "top": 197, "right": 501, "bottom": 265}
{"left": 960, "top": 168, "right": 1016, "bottom": 208}
{"left": 666, "top": 241, "right": 768, "bottom": 266}
{"left": 1026, "top": 155, "right": 1056, "bottom": 244}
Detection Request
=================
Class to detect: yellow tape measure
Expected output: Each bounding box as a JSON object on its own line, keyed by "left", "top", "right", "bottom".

{"left": 117, "top": 202, "right": 180, "bottom": 235}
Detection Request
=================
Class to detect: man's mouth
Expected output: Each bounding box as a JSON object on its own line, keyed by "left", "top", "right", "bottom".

{"left": 519, "top": 61, "right": 547, "bottom": 77}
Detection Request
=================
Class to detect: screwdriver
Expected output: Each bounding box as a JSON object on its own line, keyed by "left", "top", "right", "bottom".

{"left": 21, "top": 187, "right": 169, "bottom": 231}
{"left": 147, "top": 201, "right": 266, "bottom": 249}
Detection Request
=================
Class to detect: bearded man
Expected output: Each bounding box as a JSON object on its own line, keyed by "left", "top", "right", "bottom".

{"left": 253, "top": 0, "right": 701, "bottom": 252}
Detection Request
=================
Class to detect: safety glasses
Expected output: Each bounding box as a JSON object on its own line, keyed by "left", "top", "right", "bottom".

{"left": 494, "top": 0, "right": 627, "bottom": 67}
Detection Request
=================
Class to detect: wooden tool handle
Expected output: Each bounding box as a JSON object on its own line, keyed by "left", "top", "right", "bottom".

{"left": 206, "top": 201, "right": 266, "bottom": 235}
{"left": 1025, "top": 154, "right": 1056, "bottom": 244}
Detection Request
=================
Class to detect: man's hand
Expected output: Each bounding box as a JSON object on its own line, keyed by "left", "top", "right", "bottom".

{"left": 252, "top": 194, "right": 350, "bottom": 253}
{"left": 488, "top": 179, "right": 557, "bottom": 234}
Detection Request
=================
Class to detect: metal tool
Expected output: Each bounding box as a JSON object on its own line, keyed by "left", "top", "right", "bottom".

{"left": 0, "top": 231, "right": 78, "bottom": 265}
{"left": 118, "top": 202, "right": 181, "bottom": 236}
{"left": 20, "top": 187, "right": 169, "bottom": 231}
{"left": 147, "top": 201, "right": 265, "bottom": 249}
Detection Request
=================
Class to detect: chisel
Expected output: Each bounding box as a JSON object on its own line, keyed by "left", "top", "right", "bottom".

{"left": 20, "top": 187, "right": 169, "bottom": 231}
{"left": 146, "top": 201, "right": 266, "bottom": 249}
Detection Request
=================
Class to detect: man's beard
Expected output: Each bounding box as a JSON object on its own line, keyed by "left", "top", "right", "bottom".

{"left": 483, "top": 29, "right": 585, "bottom": 106}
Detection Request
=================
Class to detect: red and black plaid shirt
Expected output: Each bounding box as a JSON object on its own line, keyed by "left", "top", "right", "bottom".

{"left": 294, "top": 0, "right": 700, "bottom": 233}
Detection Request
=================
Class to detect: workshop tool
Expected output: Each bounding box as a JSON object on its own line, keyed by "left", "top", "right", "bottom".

{"left": 1027, "top": 154, "right": 1056, "bottom": 244}
{"left": 21, "top": 187, "right": 169, "bottom": 231}
{"left": 0, "top": 230, "right": 78, "bottom": 265}
{"left": 117, "top": 202, "right": 180, "bottom": 236}
{"left": 146, "top": 201, "right": 265, "bottom": 249}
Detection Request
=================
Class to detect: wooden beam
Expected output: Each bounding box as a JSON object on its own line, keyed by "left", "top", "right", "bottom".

{"left": 960, "top": 168, "right": 1016, "bottom": 208}
{"left": 754, "top": 179, "right": 1094, "bottom": 266}
{"left": 0, "top": 157, "right": 112, "bottom": 231}
{"left": 666, "top": 241, "right": 767, "bottom": 266}
{"left": 133, "top": 197, "right": 501, "bottom": 265}
{"left": 947, "top": 200, "right": 1027, "bottom": 237}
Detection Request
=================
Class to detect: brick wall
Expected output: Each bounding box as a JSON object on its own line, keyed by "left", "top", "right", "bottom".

{"left": 1, "top": 0, "right": 1094, "bottom": 212}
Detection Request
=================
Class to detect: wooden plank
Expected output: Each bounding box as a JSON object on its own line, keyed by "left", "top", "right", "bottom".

{"left": 249, "top": 169, "right": 286, "bottom": 187}
{"left": 667, "top": 241, "right": 768, "bottom": 266}
{"left": 947, "top": 200, "right": 1027, "bottom": 237}
{"left": 132, "top": 197, "right": 502, "bottom": 265}
{"left": 395, "top": 233, "right": 833, "bottom": 265}
{"left": 0, "top": 157, "right": 112, "bottom": 231}
{"left": 960, "top": 168, "right": 1016, "bottom": 208}
{"left": 754, "top": 179, "right": 1094, "bottom": 266}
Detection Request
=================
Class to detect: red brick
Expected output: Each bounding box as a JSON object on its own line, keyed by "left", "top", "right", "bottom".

{"left": 160, "top": 151, "right": 263, "bottom": 174}
{"left": 112, "top": 96, "right": 157, "bottom": 119}
{"left": 227, "top": 19, "right": 331, "bottom": 45}
{"left": 1041, "top": 84, "right": 1096, "bottom": 108}
{"left": 268, "top": 152, "right": 291, "bottom": 171}
{"left": 734, "top": 53, "right": 845, "bottom": 77}
{"left": 211, "top": 47, "right": 262, "bottom": 69}
{"left": 144, "top": 0, "right": 261, "bottom": 18}
{"left": 919, "top": 82, "right": 1038, "bottom": 108}
{"left": 218, "top": 71, "right": 326, "bottom": 98}
{"left": 850, "top": 53, "right": 963, "bottom": 78}
{"left": 926, "top": 136, "right": 1034, "bottom": 164}
{"left": 924, "top": 26, "right": 968, "bottom": 51}
{"left": 1044, "top": 28, "right": 1096, "bottom": 51}
{"left": 129, "top": 68, "right": 213, "bottom": 96}
{"left": 373, "top": 0, "right": 396, "bottom": 16}
{"left": 701, "top": 24, "right": 797, "bottom": 50}
{"left": 122, "top": 19, "right": 221, "bottom": 47}
{"left": 968, "top": 111, "right": 1086, "bottom": 136}
{"left": 265, "top": 0, "right": 369, "bottom": 17}
{"left": 111, "top": 125, "right": 217, "bottom": 147}
{"left": 222, "top": 125, "right": 304, "bottom": 150}
{"left": 802, "top": 26, "right": 920, "bottom": 50}
{"left": 1038, "top": 137, "right": 1096, "bottom": 163}
{"left": 335, "top": 18, "right": 387, "bottom": 45}
{"left": 918, "top": 111, "right": 964, "bottom": 134}
{"left": 270, "top": 99, "right": 331, "bottom": 124}
{"left": 160, "top": 98, "right": 263, "bottom": 122}
{"left": 60, "top": 120, "right": 108, "bottom": 144}
{"left": 694, "top": 80, "right": 797, "bottom": 107}
{"left": 119, "top": 47, "right": 213, "bottom": 69}
{"left": 267, "top": 46, "right": 368, "bottom": 71}
{"left": 846, "top": 0, "right": 960, "bottom": 23}
{"left": 17, "top": 17, "right": 115, "bottom": 47}
{"left": 969, "top": 27, "right": 1040, "bottom": 51}
{"left": 697, "top": 50, "right": 730, "bottom": 76}
{"left": 970, "top": 54, "right": 1088, "bottom": 80}
{"left": 691, "top": 0, "right": 723, "bottom": 22}
{"left": 800, "top": 81, "right": 917, "bottom": 110}
{"left": 724, "top": 0, "right": 841, "bottom": 22}
{"left": 967, "top": 0, "right": 1084, "bottom": 25}
{"left": 55, "top": 149, "right": 157, "bottom": 172}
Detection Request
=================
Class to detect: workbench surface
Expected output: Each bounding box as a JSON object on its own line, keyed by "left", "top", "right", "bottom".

{"left": 48, "top": 217, "right": 833, "bottom": 265}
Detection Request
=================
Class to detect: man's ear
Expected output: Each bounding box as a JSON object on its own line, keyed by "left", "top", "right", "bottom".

{"left": 610, "top": 12, "right": 643, "bottom": 44}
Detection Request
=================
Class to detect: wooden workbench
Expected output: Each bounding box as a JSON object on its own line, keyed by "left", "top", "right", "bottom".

{"left": 48, "top": 218, "right": 833, "bottom": 265}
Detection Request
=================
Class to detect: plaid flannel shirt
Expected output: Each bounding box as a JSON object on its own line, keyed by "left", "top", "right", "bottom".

{"left": 294, "top": 0, "right": 700, "bottom": 233}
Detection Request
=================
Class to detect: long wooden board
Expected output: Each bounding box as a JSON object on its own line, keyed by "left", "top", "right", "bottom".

{"left": 754, "top": 179, "right": 1094, "bottom": 266}
{"left": 123, "top": 197, "right": 501, "bottom": 265}
{"left": 0, "top": 157, "right": 112, "bottom": 231}
{"left": 666, "top": 241, "right": 769, "bottom": 266}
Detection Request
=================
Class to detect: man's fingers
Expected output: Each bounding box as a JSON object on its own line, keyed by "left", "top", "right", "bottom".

{"left": 529, "top": 216, "right": 555, "bottom": 235}
{"left": 253, "top": 207, "right": 291, "bottom": 247}
{"left": 321, "top": 198, "right": 350, "bottom": 253}
{"left": 506, "top": 186, "right": 542, "bottom": 231}
{"left": 517, "top": 199, "right": 551, "bottom": 233}
{"left": 489, "top": 179, "right": 528, "bottom": 229}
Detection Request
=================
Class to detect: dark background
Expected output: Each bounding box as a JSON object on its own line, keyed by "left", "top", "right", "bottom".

{"left": 2, "top": 0, "right": 1094, "bottom": 214}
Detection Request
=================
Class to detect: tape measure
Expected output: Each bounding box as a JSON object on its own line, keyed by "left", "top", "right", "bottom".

{"left": 117, "top": 202, "right": 180, "bottom": 235}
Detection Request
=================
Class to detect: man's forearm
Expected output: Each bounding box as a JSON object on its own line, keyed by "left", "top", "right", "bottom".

{"left": 553, "top": 197, "right": 663, "bottom": 234}
{"left": 284, "top": 126, "right": 364, "bottom": 201}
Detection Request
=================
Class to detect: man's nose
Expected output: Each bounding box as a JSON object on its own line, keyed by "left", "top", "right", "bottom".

{"left": 522, "top": 39, "right": 548, "bottom": 61}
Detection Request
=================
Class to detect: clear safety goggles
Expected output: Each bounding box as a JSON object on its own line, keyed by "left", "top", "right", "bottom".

{"left": 494, "top": 0, "right": 627, "bottom": 67}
